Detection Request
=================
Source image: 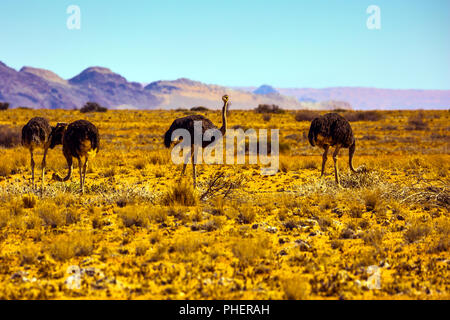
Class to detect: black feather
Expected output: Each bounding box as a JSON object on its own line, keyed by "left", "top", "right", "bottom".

{"left": 63, "top": 120, "right": 100, "bottom": 158}
{"left": 164, "top": 115, "right": 218, "bottom": 148}
{"left": 308, "top": 113, "right": 354, "bottom": 148}
{"left": 21, "top": 117, "right": 52, "bottom": 147}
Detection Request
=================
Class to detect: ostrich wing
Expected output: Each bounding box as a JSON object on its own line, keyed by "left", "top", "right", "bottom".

{"left": 164, "top": 115, "right": 217, "bottom": 148}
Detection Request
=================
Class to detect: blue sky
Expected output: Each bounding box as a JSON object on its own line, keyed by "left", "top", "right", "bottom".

{"left": 0, "top": 0, "right": 449, "bottom": 89}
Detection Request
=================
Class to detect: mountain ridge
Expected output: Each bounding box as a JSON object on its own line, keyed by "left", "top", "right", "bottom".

{"left": 1, "top": 61, "right": 449, "bottom": 110}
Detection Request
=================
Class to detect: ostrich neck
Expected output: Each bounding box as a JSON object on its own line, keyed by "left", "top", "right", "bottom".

{"left": 219, "top": 101, "right": 228, "bottom": 136}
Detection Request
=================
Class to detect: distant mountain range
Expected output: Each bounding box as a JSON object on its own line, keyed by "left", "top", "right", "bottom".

{"left": 236, "top": 85, "right": 450, "bottom": 110}
{"left": 0, "top": 61, "right": 449, "bottom": 110}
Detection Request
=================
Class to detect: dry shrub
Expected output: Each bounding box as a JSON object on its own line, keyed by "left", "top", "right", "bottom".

{"left": 237, "top": 204, "right": 257, "bottom": 224}
{"left": 396, "top": 177, "right": 449, "bottom": 208}
{"left": 191, "top": 106, "right": 209, "bottom": 112}
{"left": 348, "top": 202, "right": 365, "bottom": 218}
{"left": 53, "top": 191, "right": 76, "bottom": 208}
{"left": 36, "top": 203, "right": 65, "bottom": 228}
{"left": 119, "top": 205, "right": 150, "bottom": 228}
{"left": 362, "top": 228, "right": 385, "bottom": 247}
{"left": 280, "top": 156, "right": 317, "bottom": 172}
{"left": 170, "top": 235, "right": 206, "bottom": 255}
{"left": 0, "top": 150, "right": 27, "bottom": 177}
{"left": 22, "top": 194, "right": 37, "bottom": 209}
{"left": 340, "top": 227, "right": 356, "bottom": 239}
{"left": 154, "top": 167, "right": 165, "bottom": 178}
{"left": 343, "top": 111, "right": 383, "bottom": 122}
{"left": 162, "top": 181, "right": 198, "bottom": 206}
{"left": 91, "top": 210, "right": 107, "bottom": 229}
{"left": 149, "top": 206, "right": 168, "bottom": 223}
{"left": 232, "top": 233, "right": 272, "bottom": 266}
{"left": 406, "top": 112, "right": 429, "bottom": 131}
{"left": 200, "top": 171, "right": 244, "bottom": 201}
{"left": 148, "top": 244, "right": 168, "bottom": 262}
{"left": 0, "top": 162, "right": 12, "bottom": 177}
{"left": 317, "top": 216, "right": 333, "bottom": 231}
{"left": 0, "top": 102, "right": 9, "bottom": 110}
{"left": 133, "top": 158, "right": 147, "bottom": 170}
{"left": 363, "top": 190, "right": 380, "bottom": 212}
{"left": 0, "top": 209, "right": 9, "bottom": 229}
{"left": 429, "top": 236, "right": 450, "bottom": 253}
{"left": 294, "top": 110, "right": 320, "bottom": 122}
{"left": 208, "top": 197, "right": 226, "bottom": 216}
{"left": 64, "top": 208, "right": 80, "bottom": 225}
{"left": 283, "top": 276, "right": 311, "bottom": 300}
{"left": 149, "top": 230, "right": 162, "bottom": 245}
{"left": 197, "top": 216, "right": 226, "bottom": 232}
{"left": 115, "top": 195, "right": 129, "bottom": 208}
{"left": 434, "top": 218, "right": 450, "bottom": 237}
{"left": 301, "top": 159, "right": 318, "bottom": 170}
{"left": 339, "top": 170, "right": 383, "bottom": 189}
{"left": 284, "top": 218, "right": 300, "bottom": 230}
{"left": 262, "top": 114, "right": 271, "bottom": 122}
{"left": 166, "top": 206, "right": 188, "bottom": 222}
{"left": 0, "top": 125, "right": 21, "bottom": 148}
{"left": 135, "top": 242, "right": 149, "bottom": 256}
{"left": 119, "top": 205, "right": 167, "bottom": 228}
{"left": 255, "top": 104, "right": 284, "bottom": 114}
{"left": 147, "top": 151, "right": 170, "bottom": 165}
{"left": 9, "top": 199, "right": 24, "bottom": 216}
{"left": 361, "top": 135, "right": 378, "bottom": 141}
{"left": 47, "top": 231, "right": 94, "bottom": 261}
{"left": 132, "top": 152, "right": 169, "bottom": 170}
{"left": 20, "top": 245, "right": 39, "bottom": 265}
{"left": 278, "top": 141, "right": 291, "bottom": 154}
{"left": 80, "top": 102, "right": 107, "bottom": 113}
{"left": 404, "top": 221, "right": 432, "bottom": 243}
{"left": 284, "top": 133, "right": 303, "bottom": 142}
{"left": 103, "top": 167, "right": 116, "bottom": 178}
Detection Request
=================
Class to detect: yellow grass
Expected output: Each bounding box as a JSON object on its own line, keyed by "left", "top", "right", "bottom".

{"left": 0, "top": 108, "right": 448, "bottom": 299}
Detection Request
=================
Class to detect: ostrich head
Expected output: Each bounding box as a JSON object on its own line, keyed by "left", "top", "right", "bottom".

{"left": 222, "top": 95, "right": 230, "bottom": 112}
{"left": 49, "top": 122, "right": 68, "bottom": 149}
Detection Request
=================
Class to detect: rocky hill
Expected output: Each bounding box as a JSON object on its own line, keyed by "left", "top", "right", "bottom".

{"left": 1, "top": 61, "right": 449, "bottom": 110}
{"left": 0, "top": 62, "right": 302, "bottom": 110}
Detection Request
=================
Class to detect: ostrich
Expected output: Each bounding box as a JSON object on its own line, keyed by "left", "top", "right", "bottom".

{"left": 21, "top": 117, "right": 53, "bottom": 189}
{"left": 50, "top": 120, "right": 100, "bottom": 194}
{"left": 164, "top": 95, "right": 229, "bottom": 187}
{"left": 308, "top": 113, "right": 357, "bottom": 184}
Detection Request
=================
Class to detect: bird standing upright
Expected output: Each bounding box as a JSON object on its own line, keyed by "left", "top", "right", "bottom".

{"left": 21, "top": 117, "right": 53, "bottom": 190}
{"left": 164, "top": 95, "right": 229, "bottom": 188}
{"left": 50, "top": 120, "right": 100, "bottom": 194}
{"left": 308, "top": 113, "right": 358, "bottom": 184}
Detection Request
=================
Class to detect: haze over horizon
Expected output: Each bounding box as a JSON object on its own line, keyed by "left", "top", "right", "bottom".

{"left": 0, "top": 0, "right": 449, "bottom": 90}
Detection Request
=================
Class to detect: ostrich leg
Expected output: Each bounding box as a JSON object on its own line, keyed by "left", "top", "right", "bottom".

{"left": 181, "top": 149, "right": 191, "bottom": 177}
{"left": 333, "top": 146, "right": 341, "bottom": 184}
{"left": 30, "top": 148, "right": 35, "bottom": 188}
{"left": 321, "top": 145, "right": 329, "bottom": 178}
{"left": 191, "top": 149, "right": 197, "bottom": 188}
{"left": 78, "top": 158, "right": 84, "bottom": 194}
{"left": 82, "top": 157, "right": 88, "bottom": 191}
{"left": 349, "top": 141, "right": 357, "bottom": 173}
{"left": 41, "top": 147, "right": 49, "bottom": 191}
{"left": 53, "top": 151, "right": 73, "bottom": 182}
